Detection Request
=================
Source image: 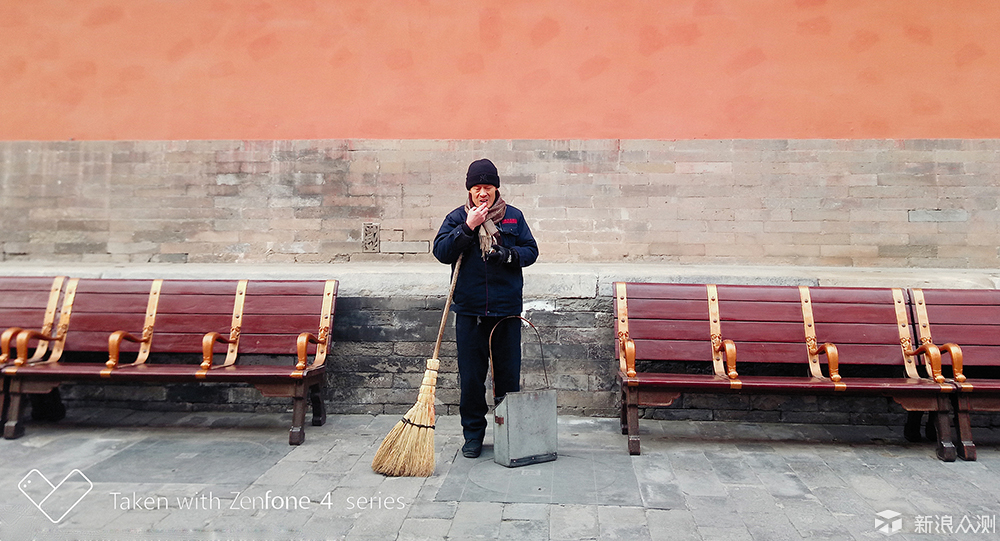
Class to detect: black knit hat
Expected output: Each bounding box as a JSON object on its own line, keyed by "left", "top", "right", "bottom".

{"left": 466, "top": 158, "right": 500, "bottom": 190}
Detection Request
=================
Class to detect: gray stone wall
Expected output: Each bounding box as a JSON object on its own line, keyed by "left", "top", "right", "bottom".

{"left": 3, "top": 139, "right": 999, "bottom": 268}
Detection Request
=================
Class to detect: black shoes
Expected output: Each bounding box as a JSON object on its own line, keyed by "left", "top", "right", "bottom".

{"left": 462, "top": 439, "right": 483, "bottom": 458}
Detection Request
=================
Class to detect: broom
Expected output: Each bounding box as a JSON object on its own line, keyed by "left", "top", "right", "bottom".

{"left": 372, "top": 253, "right": 464, "bottom": 477}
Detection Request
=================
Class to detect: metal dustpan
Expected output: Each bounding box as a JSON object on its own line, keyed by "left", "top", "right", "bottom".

{"left": 489, "top": 317, "right": 557, "bottom": 468}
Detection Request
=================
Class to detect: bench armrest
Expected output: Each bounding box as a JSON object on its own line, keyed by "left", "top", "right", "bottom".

{"left": 1, "top": 327, "right": 25, "bottom": 363}
{"left": 905, "top": 341, "right": 947, "bottom": 384}
{"left": 711, "top": 335, "right": 738, "bottom": 379}
{"left": 618, "top": 333, "right": 636, "bottom": 378}
{"left": 107, "top": 330, "right": 153, "bottom": 370}
{"left": 941, "top": 343, "right": 964, "bottom": 383}
{"left": 15, "top": 329, "right": 58, "bottom": 366}
{"left": 295, "top": 331, "right": 328, "bottom": 371}
{"left": 810, "top": 341, "right": 841, "bottom": 382}
{"left": 201, "top": 331, "right": 236, "bottom": 370}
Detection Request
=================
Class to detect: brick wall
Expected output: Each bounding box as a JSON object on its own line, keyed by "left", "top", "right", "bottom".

{"left": 3, "top": 139, "right": 999, "bottom": 268}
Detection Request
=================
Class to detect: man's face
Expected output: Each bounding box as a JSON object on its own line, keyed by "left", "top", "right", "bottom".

{"left": 469, "top": 184, "right": 496, "bottom": 208}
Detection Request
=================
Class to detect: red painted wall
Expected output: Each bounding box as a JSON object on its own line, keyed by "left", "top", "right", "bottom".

{"left": 2, "top": 0, "right": 998, "bottom": 140}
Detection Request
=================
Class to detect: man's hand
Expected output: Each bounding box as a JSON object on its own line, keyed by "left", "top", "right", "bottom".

{"left": 485, "top": 244, "right": 517, "bottom": 265}
{"left": 466, "top": 202, "right": 489, "bottom": 229}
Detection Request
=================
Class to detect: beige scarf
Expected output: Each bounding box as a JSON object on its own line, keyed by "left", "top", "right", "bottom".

{"left": 465, "top": 193, "right": 507, "bottom": 258}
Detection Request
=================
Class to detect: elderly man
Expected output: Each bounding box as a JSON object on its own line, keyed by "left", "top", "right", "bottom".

{"left": 432, "top": 158, "right": 539, "bottom": 459}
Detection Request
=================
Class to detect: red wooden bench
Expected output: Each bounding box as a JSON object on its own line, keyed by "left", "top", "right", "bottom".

{"left": 614, "top": 282, "right": 958, "bottom": 461}
{"left": 3, "top": 278, "right": 337, "bottom": 445}
{"left": 909, "top": 288, "right": 1000, "bottom": 461}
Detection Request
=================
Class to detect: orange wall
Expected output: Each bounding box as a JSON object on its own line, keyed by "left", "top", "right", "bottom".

{"left": 2, "top": 0, "right": 999, "bottom": 140}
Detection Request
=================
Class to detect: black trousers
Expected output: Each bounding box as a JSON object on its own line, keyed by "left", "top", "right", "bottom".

{"left": 455, "top": 314, "right": 521, "bottom": 442}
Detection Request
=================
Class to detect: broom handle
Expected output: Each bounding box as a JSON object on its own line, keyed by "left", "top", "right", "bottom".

{"left": 432, "top": 253, "right": 464, "bottom": 360}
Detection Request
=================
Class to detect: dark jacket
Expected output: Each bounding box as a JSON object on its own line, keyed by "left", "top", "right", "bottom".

{"left": 433, "top": 204, "right": 538, "bottom": 317}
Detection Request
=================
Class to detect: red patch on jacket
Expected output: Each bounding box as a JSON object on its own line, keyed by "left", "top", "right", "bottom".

{"left": 502, "top": 219, "right": 518, "bottom": 224}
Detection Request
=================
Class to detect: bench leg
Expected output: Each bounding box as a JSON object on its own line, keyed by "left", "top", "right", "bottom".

{"left": 933, "top": 396, "right": 957, "bottom": 462}
{"left": 309, "top": 383, "right": 326, "bottom": 427}
{"left": 951, "top": 395, "right": 976, "bottom": 461}
{"left": 625, "top": 385, "right": 640, "bottom": 455}
{"left": 4, "top": 392, "right": 25, "bottom": 439}
{"left": 289, "top": 382, "right": 308, "bottom": 446}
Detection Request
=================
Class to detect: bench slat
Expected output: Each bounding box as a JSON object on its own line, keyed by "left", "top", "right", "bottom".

{"left": 717, "top": 301, "right": 804, "bottom": 322}
{"left": 624, "top": 299, "right": 707, "bottom": 320}
{"left": 243, "top": 296, "right": 325, "bottom": 315}
{"left": 630, "top": 339, "right": 710, "bottom": 362}
{"left": 808, "top": 287, "right": 898, "bottom": 304}
{"left": 922, "top": 304, "right": 1000, "bottom": 324}
{"left": 921, "top": 288, "right": 1000, "bottom": 305}
{"left": 627, "top": 320, "right": 710, "bottom": 341}
{"left": 620, "top": 282, "right": 708, "bottom": 300}
{"left": 0, "top": 308, "right": 52, "bottom": 323}
{"left": 73, "top": 281, "right": 156, "bottom": 294}
{"left": 919, "top": 325, "right": 1000, "bottom": 347}
{"left": 716, "top": 285, "right": 803, "bottom": 302}
{"left": 810, "top": 303, "right": 899, "bottom": 325}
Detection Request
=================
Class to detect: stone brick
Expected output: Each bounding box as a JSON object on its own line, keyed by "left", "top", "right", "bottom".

{"left": 908, "top": 209, "right": 969, "bottom": 222}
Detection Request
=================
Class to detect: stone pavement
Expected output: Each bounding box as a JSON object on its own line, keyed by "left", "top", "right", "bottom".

{"left": 1, "top": 408, "right": 999, "bottom": 540}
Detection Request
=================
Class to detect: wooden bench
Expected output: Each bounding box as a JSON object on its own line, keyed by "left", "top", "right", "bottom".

{"left": 3, "top": 278, "right": 337, "bottom": 445}
{"left": 909, "top": 288, "right": 1000, "bottom": 461}
{"left": 614, "top": 282, "right": 959, "bottom": 461}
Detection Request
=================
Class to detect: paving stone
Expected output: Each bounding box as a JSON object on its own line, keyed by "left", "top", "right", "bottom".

{"left": 697, "top": 526, "right": 754, "bottom": 541}
{"left": 597, "top": 506, "right": 652, "bottom": 541}
{"left": 447, "top": 501, "right": 504, "bottom": 539}
{"left": 406, "top": 499, "right": 458, "bottom": 519}
{"left": 397, "top": 517, "right": 451, "bottom": 541}
{"left": 686, "top": 495, "right": 744, "bottom": 529}
{"left": 549, "top": 504, "right": 599, "bottom": 540}
{"left": 704, "top": 452, "right": 761, "bottom": 485}
{"left": 740, "top": 512, "right": 805, "bottom": 541}
{"left": 498, "top": 518, "right": 549, "bottom": 541}
{"left": 502, "top": 502, "right": 549, "bottom": 521}
{"left": 646, "top": 508, "right": 699, "bottom": 541}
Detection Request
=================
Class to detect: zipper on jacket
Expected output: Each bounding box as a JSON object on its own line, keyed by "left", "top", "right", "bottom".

{"left": 482, "top": 254, "right": 489, "bottom": 315}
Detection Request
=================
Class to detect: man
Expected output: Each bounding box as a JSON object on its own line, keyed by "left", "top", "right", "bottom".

{"left": 432, "top": 158, "right": 539, "bottom": 459}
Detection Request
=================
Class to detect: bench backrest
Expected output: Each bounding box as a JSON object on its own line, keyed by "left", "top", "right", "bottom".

{"left": 714, "top": 284, "right": 810, "bottom": 365}
{"left": 57, "top": 279, "right": 159, "bottom": 355}
{"left": 236, "top": 280, "right": 337, "bottom": 356}
{"left": 615, "top": 282, "right": 920, "bottom": 376}
{"left": 0, "top": 276, "right": 65, "bottom": 361}
{"left": 136, "top": 279, "right": 241, "bottom": 356}
{"left": 615, "top": 283, "right": 814, "bottom": 367}
{"left": 808, "top": 286, "right": 916, "bottom": 369}
{"left": 0, "top": 276, "right": 64, "bottom": 331}
{"left": 52, "top": 279, "right": 337, "bottom": 359}
{"left": 0, "top": 276, "right": 65, "bottom": 331}
{"left": 913, "top": 288, "right": 1000, "bottom": 369}
{"left": 614, "top": 282, "right": 712, "bottom": 364}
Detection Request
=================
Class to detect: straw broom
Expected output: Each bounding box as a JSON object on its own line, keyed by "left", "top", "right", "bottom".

{"left": 372, "top": 254, "right": 463, "bottom": 477}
